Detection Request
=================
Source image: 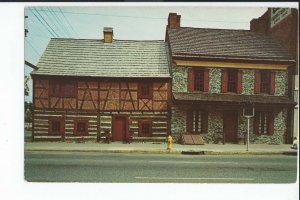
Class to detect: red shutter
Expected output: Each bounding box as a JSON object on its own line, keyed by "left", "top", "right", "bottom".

{"left": 201, "top": 111, "right": 208, "bottom": 133}
{"left": 186, "top": 111, "right": 193, "bottom": 133}
{"left": 221, "top": 69, "right": 228, "bottom": 93}
{"left": 253, "top": 113, "right": 259, "bottom": 135}
{"left": 268, "top": 113, "right": 274, "bottom": 135}
{"left": 237, "top": 70, "right": 243, "bottom": 94}
{"left": 270, "top": 70, "right": 276, "bottom": 95}
{"left": 203, "top": 68, "right": 210, "bottom": 92}
{"left": 254, "top": 70, "right": 261, "bottom": 94}
{"left": 188, "top": 68, "right": 194, "bottom": 92}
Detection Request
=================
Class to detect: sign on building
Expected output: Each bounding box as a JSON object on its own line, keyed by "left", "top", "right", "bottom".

{"left": 271, "top": 8, "right": 292, "bottom": 28}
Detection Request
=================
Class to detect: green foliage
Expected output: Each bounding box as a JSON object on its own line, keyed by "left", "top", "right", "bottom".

{"left": 25, "top": 109, "right": 32, "bottom": 122}
{"left": 24, "top": 101, "right": 33, "bottom": 123}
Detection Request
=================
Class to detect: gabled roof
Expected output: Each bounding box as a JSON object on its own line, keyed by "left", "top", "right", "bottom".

{"left": 32, "top": 38, "right": 170, "bottom": 78}
{"left": 167, "top": 27, "right": 293, "bottom": 62}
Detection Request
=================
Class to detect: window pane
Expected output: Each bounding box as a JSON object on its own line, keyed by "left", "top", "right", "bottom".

{"left": 261, "top": 70, "right": 270, "bottom": 94}
{"left": 77, "top": 122, "right": 86, "bottom": 132}
{"left": 52, "top": 121, "right": 60, "bottom": 132}
{"left": 227, "top": 69, "right": 237, "bottom": 93}
{"left": 52, "top": 83, "right": 60, "bottom": 96}
{"left": 194, "top": 69, "right": 204, "bottom": 91}
{"left": 65, "top": 83, "right": 76, "bottom": 97}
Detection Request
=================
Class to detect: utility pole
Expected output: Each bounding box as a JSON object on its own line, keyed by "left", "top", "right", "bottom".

{"left": 25, "top": 16, "right": 28, "bottom": 37}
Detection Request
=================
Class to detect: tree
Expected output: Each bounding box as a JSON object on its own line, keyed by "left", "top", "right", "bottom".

{"left": 25, "top": 75, "right": 29, "bottom": 96}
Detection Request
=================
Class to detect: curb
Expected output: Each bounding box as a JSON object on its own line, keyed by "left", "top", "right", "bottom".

{"left": 24, "top": 149, "right": 297, "bottom": 156}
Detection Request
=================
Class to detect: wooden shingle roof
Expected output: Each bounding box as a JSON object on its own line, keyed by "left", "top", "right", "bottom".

{"left": 167, "top": 27, "right": 293, "bottom": 62}
{"left": 32, "top": 38, "right": 170, "bottom": 78}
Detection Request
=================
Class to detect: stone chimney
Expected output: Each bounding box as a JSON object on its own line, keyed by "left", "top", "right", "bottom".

{"left": 167, "top": 13, "right": 181, "bottom": 29}
{"left": 103, "top": 27, "right": 113, "bottom": 43}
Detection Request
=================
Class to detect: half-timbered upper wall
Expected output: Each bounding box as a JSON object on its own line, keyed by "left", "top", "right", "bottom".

{"left": 171, "top": 65, "right": 288, "bottom": 96}
{"left": 33, "top": 78, "right": 169, "bottom": 112}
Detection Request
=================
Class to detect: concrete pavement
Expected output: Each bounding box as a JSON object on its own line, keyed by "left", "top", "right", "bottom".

{"left": 24, "top": 141, "right": 298, "bottom": 155}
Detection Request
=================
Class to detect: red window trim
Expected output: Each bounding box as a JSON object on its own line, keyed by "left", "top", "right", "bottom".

{"left": 73, "top": 119, "right": 88, "bottom": 135}
{"left": 49, "top": 80, "right": 62, "bottom": 97}
{"left": 188, "top": 67, "right": 209, "bottom": 92}
{"left": 186, "top": 110, "right": 208, "bottom": 134}
{"left": 253, "top": 111, "right": 274, "bottom": 135}
{"left": 138, "top": 119, "right": 152, "bottom": 137}
{"left": 254, "top": 70, "right": 276, "bottom": 95}
{"left": 48, "top": 118, "right": 64, "bottom": 135}
{"left": 138, "top": 83, "right": 153, "bottom": 99}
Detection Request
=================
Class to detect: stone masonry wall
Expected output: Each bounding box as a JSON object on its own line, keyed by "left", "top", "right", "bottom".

{"left": 275, "top": 71, "right": 288, "bottom": 96}
{"left": 242, "top": 69, "right": 255, "bottom": 95}
{"left": 172, "top": 66, "right": 187, "bottom": 92}
{"left": 170, "top": 106, "right": 186, "bottom": 141}
{"left": 202, "top": 110, "right": 223, "bottom": 143}
{"left": 209, "top": 68, "right": 222, "bottom": 93}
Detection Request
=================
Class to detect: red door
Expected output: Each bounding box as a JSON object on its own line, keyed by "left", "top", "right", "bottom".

{"left": 223, "top": 111, "right": 238, "bottom": 143}
{"left": 112, "top": 116, "right": 127, "bottom": 141}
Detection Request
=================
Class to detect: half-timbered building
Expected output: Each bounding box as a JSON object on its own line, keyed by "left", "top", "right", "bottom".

{"left": 31, "top": 28, "right": 171, "bottom": 142}
{"left": 166, "top": 13, "right": 297, "bottom": 144}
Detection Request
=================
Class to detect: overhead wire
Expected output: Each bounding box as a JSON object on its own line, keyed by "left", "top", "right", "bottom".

{"left": 58, "top": 8, "right": 79, "bottom": 38}
{"left": 48, "top": 7, "right": 71, "bottom": 38}
{"left": 25, "top": 39, "right": 41, "bottom": 57}
{"left": 33, "top": 7, "right": 59, "bottom": 37}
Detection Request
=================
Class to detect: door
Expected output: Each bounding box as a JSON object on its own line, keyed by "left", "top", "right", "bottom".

{"left": 223, "top": 111, "right": 238, "bottom": 143}
{"left": 112, "top": 116, "right": 128, "bottom": 141}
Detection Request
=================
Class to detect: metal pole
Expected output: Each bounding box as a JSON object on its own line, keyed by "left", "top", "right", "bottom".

{"left": 247, "top": 117, "right": 250, "bottom": 151}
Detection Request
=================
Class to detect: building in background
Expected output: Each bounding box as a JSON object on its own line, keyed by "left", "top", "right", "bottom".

{"left": 250, "top": 8, "right": 298, "bottom": 142}
{"left": 31, "top": 28, "right": 171, "bottom": 142}
{"left": 166, "top": 13, "right": 296, "bottom": 144}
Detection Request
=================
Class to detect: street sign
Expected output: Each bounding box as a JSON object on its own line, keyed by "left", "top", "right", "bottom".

{"left": 243, "top": 102, "right": 254, "bottom": 151}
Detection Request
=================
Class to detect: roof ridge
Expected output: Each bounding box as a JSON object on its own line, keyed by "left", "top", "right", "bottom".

{"left": 50, "top": 38, "right": 165, "bottom": 42}
{"left": 177, "top": 26, "right": 251, "bottom": 32}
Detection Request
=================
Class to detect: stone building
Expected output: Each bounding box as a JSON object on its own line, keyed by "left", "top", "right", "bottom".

{"left": 166, "top": 13, "right": 296, "bottom": 144}
{"left": 250, "top": 8, "right": 298, "bottom": 142}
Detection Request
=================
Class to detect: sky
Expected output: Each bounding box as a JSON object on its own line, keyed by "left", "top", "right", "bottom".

{"left": 24, "top": 5, "right": 270, "bottom": 102}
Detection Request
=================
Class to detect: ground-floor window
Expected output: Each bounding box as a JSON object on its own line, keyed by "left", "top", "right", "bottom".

{"left": 254, "top": 111, "right": 274, "bottom": 135}
{"left": 138, "top": 119, "right": 152, "bottom": 137}
{"left": 74, "top": 119, "right": 88, "bottom": 135}
{"left": 187, "top": 110, "right": 208, "bottom": 133}
{"left": 48, "top": 118, "right": 64, "bottom": 134}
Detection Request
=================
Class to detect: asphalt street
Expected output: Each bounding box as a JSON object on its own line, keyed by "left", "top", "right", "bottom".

{"left": 24, "top": 151, "right": 297, "bottom": 183}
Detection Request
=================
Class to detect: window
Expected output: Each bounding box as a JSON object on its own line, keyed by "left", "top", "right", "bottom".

{"left": 194, "top": 69, "right": 204, "bottom": 92}
{"left": 138, "top": 83, "right": 153, "bottom": 99}
{"left": 50, "top": 82, "right": 61, "bottom": 97}
{"left": 64, "top": 83, "right": 76, "bottom": 97}
{"left": 49, "top": 81, "right": 77, "bottom": 98}
{"left": 187, "top": 110, "right": 208, "bottom": 133}
{"left": 49, "top": 118, "right": 64, "bottom": 134}
{"left": 74, "top": 120, "right": 88, "bottom": 135}
{"left": 260, "top": 70, "right": 271, "bottom": 94}
{"left": 221, "top": 68, "right": 243, "bottom": 94}
{"left": 138, "top": 120, "right": 152, "bottom": 137}
{"left": 254, "top": 111, "right": 274, "bottom": 135}
{"left": 227, "top": 69, "right": 238, "bottom": 93}
{"left": 254, "top": 70, "right": 275, "bottom": 95}
{"left": 188, "top": 68, "right": 209, "bottom": 92}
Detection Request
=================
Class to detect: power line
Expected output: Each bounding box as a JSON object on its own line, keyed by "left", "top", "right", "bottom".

{"left": 33, "top": 8, "right": 59, "bottom": 37}
{"left": 27, "top": 8, "right": 249, "bottom": 24}
{"left": 58, "top": 8, "right": 79, "bottom": 38}
{"left": 40, "top": 7, "right": 65, "bottom": 38}
{"left": 30, "top": 9, "right": 56, "bottom": 37}
{"left": 48, "top": 7, "right": 71, "bottom": 38}
{"left": 25, "top": 39, "right": 41, "bottom": 57}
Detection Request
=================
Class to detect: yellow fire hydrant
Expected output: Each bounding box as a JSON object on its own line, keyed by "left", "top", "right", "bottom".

{"left": 167, "top": 135, "right": 173, "bottom": 151}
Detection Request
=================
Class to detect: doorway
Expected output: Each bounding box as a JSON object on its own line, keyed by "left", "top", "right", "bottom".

{"left": 223, "top": 111, "right": 238, "bottom": 143}
{"left": 112, "top": 116, "right": 128, "bottom": 141}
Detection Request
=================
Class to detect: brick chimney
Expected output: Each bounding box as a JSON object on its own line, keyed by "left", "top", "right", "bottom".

{"left": 167, "top": 13, "right": 181, "bottom": 29}
{"left": 103, "top": 27, "right": 113, "bottom": 43}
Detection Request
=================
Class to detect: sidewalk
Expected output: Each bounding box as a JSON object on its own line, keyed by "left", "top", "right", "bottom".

{"left": 24, "top": 141, "right": 298, "bottom": 155}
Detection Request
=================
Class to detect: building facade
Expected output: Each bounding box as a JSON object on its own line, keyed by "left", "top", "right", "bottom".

{"left": 250, "top": 8, "right": 298, "bottom": 142}
{"left": 166, "top": 13, "right": 296, "bottom": 144}
{"left": 31, "top": 28, "right": 171, "bottom": 142}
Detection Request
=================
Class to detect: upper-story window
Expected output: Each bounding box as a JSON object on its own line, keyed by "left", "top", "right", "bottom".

{"left": 221, "top": 68, "right": 243, "bottom": 94}
{"left": 138, "top": 83, "right": 153, "bottom": 99}
{"left": 227, "top": 69, "right": 238, "bottom": 93}
{"left": 49, "top": 81, "right": 77, "bottom": 98}
{"left": 188, "top": 68, "right": 209, "bottom": 92}
{"left": 255, "top": 70, "right": 275, "bottom": 95}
